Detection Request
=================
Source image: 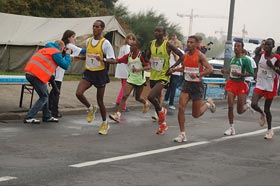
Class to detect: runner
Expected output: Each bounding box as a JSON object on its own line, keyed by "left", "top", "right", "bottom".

{"left": 114, "top": 33, "right": 136, "bottom": 111}
{"left": 109, "top": 41, "right": 150, "bottom": 123}
{"left": 145, "top": 26, "right": 184, "bottom": 135}
{"left": 222, "top": 40, "right": 254, "bottom": 136}
{"left": 169, "top": 35, "right": 216, "bottom": 142}
{"left": 75, "top": 20, "right": 115, "bottom": 135}
{"left": 251, "top": 38, "right": 280, "bottom": 139}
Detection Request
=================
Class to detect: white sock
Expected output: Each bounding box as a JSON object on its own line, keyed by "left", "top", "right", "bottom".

{"left": 89, "top": 104, "right": 93, "bottom": 111}
{"left": 230, "top": 124, "right": 234, "bottom": 128}
{"left": 117, "top": 112, "right": 121, "bottom": 117}
{"left": 181, "top": 132, "right": 186, "bottom": 136}
{"left": 103, "top": 120, "right": 107, "bottom": 124}
{"left": 206, "top": 102, "right": 211, "bottom": 108}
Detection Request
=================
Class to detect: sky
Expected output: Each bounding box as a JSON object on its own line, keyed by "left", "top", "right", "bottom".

{"left": 116, "top": 0, "right": 280, "bottom": 43}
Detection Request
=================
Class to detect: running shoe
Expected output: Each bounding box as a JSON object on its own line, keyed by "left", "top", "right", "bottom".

{"left": 224, "top": 127, "right": 236, "bottom": 136}
{"left": 142, "top": 101, "right": 151, "bottom": 113}
{"left": 152, "top": 112, "right": 158, "bottom": 121}
{"left": 23, "top": 118, "right": 40, "bottom": 124}
{"left": 246, "top": 99, "right": 255, "bottom": 113}
{"left": 109, "top": 113, "right": 120, "bottom": 123}
{"left": 87, "top": 105, "right": 97, "bottom": 123}
{"left": 259, "top": 113, "right": 266, "bottom": 127}
{"left": 43, "top": 117, "right": 59, "bottom": 122}
{"left": 169, "top": 105, "right": 176, "bottom": 110}
{"left": 158, "top": 107, "right": 167, "bottom": 124}
{"left": 173, "top": 133, "right": 187, "bottom": 143}
{"left": 264, "top": 129, "right": 274, "bottom": 140}
{"left": 99, "top": 122, "right": 110, "bottom": 135}
{"left": 206, "top": 98, "right": 216, "bottom": 113}
{"left": 156, "top": 122, "right": 168, "bottom": 135}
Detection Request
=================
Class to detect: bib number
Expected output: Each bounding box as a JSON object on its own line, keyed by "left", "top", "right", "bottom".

{"left": 230, "top": 64, "right": 241, "bottom": 78}
{"left": 184, "top": 67, "right": 200, "bottom": 82}
{"left": 86, "top": 54, "right": 101, "bottom": 69}
{"left": 151, "top": 57, "right": 164, "bottom": 71}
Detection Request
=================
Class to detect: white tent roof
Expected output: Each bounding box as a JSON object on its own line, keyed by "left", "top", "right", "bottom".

{"left": 0, "top": 13, "right": 126, "bottom": 46}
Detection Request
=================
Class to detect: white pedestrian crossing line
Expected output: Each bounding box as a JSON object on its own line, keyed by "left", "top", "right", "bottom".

{"left": 0, "top": 176, "right": 17, "bottom": 182}
{"left": 69, "top": 126, "right": 280, "bottom": 168}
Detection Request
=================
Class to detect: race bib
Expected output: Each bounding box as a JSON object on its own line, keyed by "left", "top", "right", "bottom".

{"left": 150, "top": 57, "right": 164, "bottom": 71}
{"left": 184, "top": 67, "right": 200, "bottom": 82}
{"left": 230, "top": 64, "right": 241, "bottom": 78}
{"left": 86, "top": 54, "right": 101, "bottom": 69}
{"left": 129, "top": 60, "right": 141, "bottom": 72}
{"left": 258, "top": 66, "right": 273, "bottom": 79}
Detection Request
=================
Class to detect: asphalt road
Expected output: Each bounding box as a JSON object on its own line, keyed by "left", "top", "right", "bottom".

{"left": 1, "top": 101, "right": 280, "bottom": 185}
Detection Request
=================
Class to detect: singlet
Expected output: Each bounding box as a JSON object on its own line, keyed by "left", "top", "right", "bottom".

{"left": 256, "top": 53, "right": 279, "bottom": 91}
{"left": 149, "top": 40, "right": 170, "bottom": 82}
{"left": 183, "top": 49, "right": 203, "bottom": 82}
{"left": 229, "top": 56, "right": 254, "bottom": 82}
{"left": 85, "top": 37, "right": 105, "bottom": 71}
{"left": 127, "top": 51, "right": 146, "bottom": 86}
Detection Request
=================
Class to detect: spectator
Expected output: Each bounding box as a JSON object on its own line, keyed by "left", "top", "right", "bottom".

{"left": 23, "top": 40, "right": 71, "bottom": 124}
{"left": 49, "top": 30, "right": 86, "bottom": 118}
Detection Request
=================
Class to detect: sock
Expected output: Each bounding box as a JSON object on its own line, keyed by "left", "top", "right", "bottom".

{"left": 230, "top": 124, "right": 234, "bottom": 128}
{"left": 206, "top": 102, "right": 211, "bottom": 108}
{"left": 88, "top": 104, "right": 93, "bottom": 111}
{"left": 181, "top": 132, "right": 186, "bottom": 136}
{"left": 117, "top": 112, "right": 121, "bottom": 117}
{"left": 103, "top": 120, "right": 107, "bottom": 124}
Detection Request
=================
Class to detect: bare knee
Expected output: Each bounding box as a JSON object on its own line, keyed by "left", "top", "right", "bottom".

{"left": 192, "top": 113, "right": 200, "bottom": 118}
{"left": 76, "top": 90, "right": 83, "bottom": 99}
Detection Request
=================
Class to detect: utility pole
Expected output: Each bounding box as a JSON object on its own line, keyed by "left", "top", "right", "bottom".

{"left": 242, "top": 24, "right": 248, "bottom": 39}
{"left": 177, "top": 9, "right": 227, "bottom": 36}
{"left": 224, "top": 0, "right": 235, "bottom": 80}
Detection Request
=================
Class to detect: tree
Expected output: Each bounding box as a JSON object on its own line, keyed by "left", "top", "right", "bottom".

{"left": 0, "top": 0, "right": 118, "bottom": 17}
{"left": 121, "top": 9, "right": 183, "bottom": 51}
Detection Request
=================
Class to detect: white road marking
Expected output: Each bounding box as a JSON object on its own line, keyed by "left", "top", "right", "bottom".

{"left": 0, "top": 176, "right": 17, "bottom": 182}
{"left": 69, "top": 126, "right": 280, "bottom": 168}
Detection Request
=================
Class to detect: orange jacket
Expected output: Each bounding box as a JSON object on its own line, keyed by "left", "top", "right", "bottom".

{"left": 24, "top": 48, "right": 59, "bottom": 83}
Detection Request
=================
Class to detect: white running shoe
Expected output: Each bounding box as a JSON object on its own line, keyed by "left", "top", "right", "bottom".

{"left": 246, "top": 99, "right": 255, "bottom": 113}
{"left": 224, "top": 127, "right": 236, "bottom": 136}
{"left": 173, "top": 133, "right": 187, "bottom": 143}
{"left": 259, "top": 113, "right": 266, "bottom": 127}
{"left": 264, "top": 129, "right": 274, "bottom": 140}
{"left": 206, "top": 98, "right": 216, "bottom": 113}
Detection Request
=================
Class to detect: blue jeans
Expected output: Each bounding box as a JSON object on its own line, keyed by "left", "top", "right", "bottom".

{"left": 164, "top": 74, "right": 181, "bottom": 105}
{"left": 25, "top": 73, "right": 51, "bottom": 120}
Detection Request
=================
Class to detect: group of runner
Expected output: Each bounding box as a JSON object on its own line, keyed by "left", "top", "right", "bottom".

{"left": 79, "top": 21, "right": 280, "bottom": 141}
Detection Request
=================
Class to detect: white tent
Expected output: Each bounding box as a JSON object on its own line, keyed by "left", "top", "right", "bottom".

{"left": 0, "top": 13, "right": 126, "bottom": 74}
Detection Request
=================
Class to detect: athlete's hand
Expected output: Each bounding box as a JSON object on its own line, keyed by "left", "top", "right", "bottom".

{"left": 231, "top": 71, "right": 241, "bottom": 77}
{"left": 95, "top": 55, "right": 102, "bottom": 62}
{"left": 266, "top": 59, "right": 273, "bottom": 68}
{"left": 189, "top": 72, "right": 197, "bottom": 79}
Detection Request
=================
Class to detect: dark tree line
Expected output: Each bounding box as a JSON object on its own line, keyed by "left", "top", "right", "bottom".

{"left": 0, "top": 0, "right": 117, "bottom": 17}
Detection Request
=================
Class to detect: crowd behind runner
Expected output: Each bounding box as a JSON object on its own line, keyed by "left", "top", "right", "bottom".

{"left": 23, "top": 20, "right": 280, "bottom": 141}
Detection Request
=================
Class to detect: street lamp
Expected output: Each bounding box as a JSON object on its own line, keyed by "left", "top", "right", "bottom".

{"left": 224, "top": 0, "right": 235, "bottom": 80}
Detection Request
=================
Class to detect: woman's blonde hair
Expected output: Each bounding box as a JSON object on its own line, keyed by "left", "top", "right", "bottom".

{"left": 124, "top": 33, "right": 136, "bottom": 45}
